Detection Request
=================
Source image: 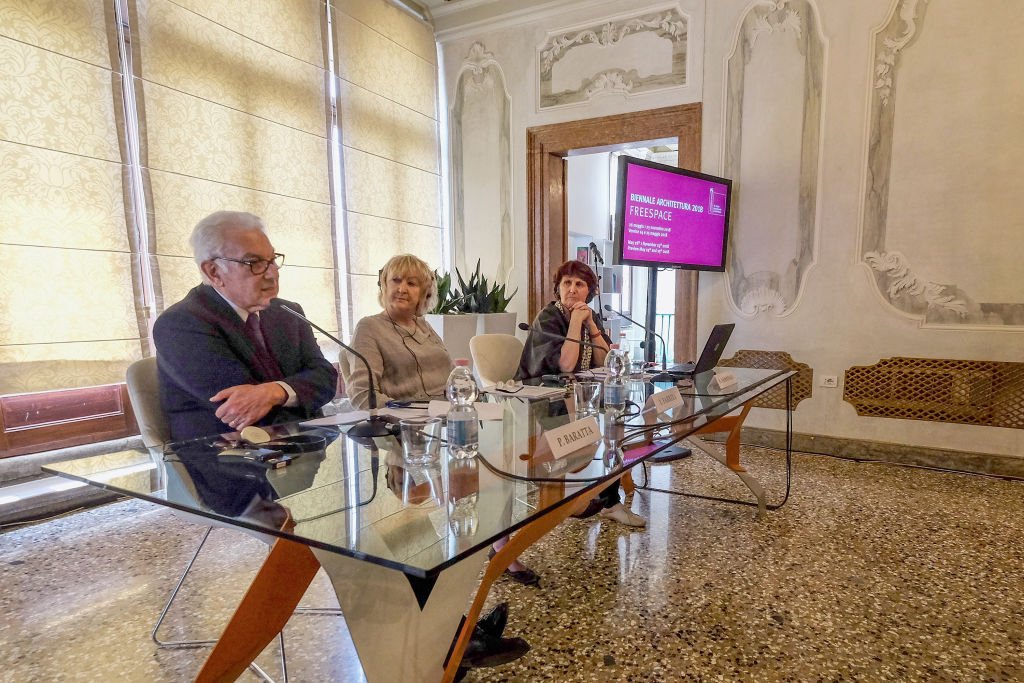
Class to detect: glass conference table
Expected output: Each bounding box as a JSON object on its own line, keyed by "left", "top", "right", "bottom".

{"left": 44, "top": 367, "right": 794, "bottom": 683}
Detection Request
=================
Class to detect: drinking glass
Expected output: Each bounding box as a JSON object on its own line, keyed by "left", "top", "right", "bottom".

{"left": 573, "top": 380, "right": 602, "bottom": 417}
{"left": 400, "top": 416, "right": 442, "bottom": 465}
{"left": 630, "top": 360, "right": 646, "bottom": 380}
{"left": 401, "top": 463, "right": 445, "bottom": 509}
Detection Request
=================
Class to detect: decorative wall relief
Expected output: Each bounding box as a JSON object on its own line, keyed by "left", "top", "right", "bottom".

{"left": 723, "top": 0, "right": 825, "bottom": 318}
{"left": 537, "top": 6, "right": 688, "bottom": 110}
{"left": 861, "top": 1, "right": 1024, "bottom": 327}
{"left": 450, "top": 42, "right": 513, "bottom": 281}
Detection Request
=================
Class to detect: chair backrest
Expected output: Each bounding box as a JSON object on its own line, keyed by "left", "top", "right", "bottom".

{"left": 125, "top": 356, "right": 277, "bottom": 543}
{"left": 126, "top": 356, "right": 170, "bottom": 455}
{"left": 469, "top": 334, "right": 524, "bottom": 386}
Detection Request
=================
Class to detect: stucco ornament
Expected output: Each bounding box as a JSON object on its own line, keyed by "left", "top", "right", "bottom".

{"left": 740, "top": 286, "right": 787, "bottom": 315}
{"left": 539, "top": 12, "right": 686, "bottom": 75}
{"left": 865, "top": 251, "right": 968, "bottom": 316}
{"left": 874, "top": 0, "right": 930, "bottom": 105}
{"left": 537, "top": 8, "right": 688, "bottom": 109}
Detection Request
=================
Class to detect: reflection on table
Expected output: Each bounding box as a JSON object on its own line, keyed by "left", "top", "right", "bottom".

{"left": 43, "top": 366, "right": 795, "bottom": 682}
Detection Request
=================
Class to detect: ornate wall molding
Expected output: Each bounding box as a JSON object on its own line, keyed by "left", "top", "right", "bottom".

{"left": 723, "top": 0, "right": 825, "bottom": 318}
{"left": 537, "top": 5, "right": 688, "bottom": 110}
{"left": 450, "top": 42, "right": 513, "bottom": 281}
{"left": 859, "top": 0, "right": 1024, "bottom": 328}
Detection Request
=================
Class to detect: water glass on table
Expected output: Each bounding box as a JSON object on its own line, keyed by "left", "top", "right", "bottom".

{"left": 630, "top": 360, "right": 647, "bottom": 380}
{"left": 400, "top": 416, "right": 442, "bottom": 465}
{"left": 573, "top": 380, "right": 602, "bottom": 417}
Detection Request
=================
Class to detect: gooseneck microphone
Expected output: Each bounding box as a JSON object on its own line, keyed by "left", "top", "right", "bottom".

{"left": 278, "top": 304, "right": 397, "bottom": 440}
{"left": 587, "top": 243, "right": 606, "bottom": 321}
{"left": 603, "top": 304, "right": 674, "bottom": 382}
{"left": 518, "top": 322, "right": 605, "bottom": 351}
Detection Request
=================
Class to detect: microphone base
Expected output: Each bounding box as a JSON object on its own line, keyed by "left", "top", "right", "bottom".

{"left": 648, "top": 372, "right": 679, "bottom": 383}
{"left": 649, "top": 445, "right": 693, "bottom": 464}
{"left": 346, "top": 414, "right": 400, "bottom": 441}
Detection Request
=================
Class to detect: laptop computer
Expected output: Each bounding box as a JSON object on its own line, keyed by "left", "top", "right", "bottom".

{"left": 665, "top": 323, "right": 735, "bottom": 377}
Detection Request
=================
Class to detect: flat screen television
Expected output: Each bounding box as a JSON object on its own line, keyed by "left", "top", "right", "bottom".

{"left": 613, "top": 156, "right": 733, "bottom": 271}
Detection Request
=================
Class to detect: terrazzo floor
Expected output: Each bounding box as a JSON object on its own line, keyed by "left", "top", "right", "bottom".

{"left": 2, "top": 442, "right": 1023, "bottom": 682}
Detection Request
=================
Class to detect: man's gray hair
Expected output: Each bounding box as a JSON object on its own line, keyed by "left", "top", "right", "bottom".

{"left": 190, "top": 211, "right": 266, "bottom": 281}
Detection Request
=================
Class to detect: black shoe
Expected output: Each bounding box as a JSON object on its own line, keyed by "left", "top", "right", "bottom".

{"left": 462, "top": 633, "right": 530, "bottom": 668}
{"left": 504, "top": 567, "right": 541, "bottom": 588}
{"left": 487, "top": 549, "right": 542, "bottom": 588}
{"left": 476, "top": 602, "right": 508, "bottom": 637}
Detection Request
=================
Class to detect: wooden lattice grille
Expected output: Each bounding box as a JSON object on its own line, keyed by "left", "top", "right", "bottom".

{"left": 718, "top": 350, "right": 812, "bottom": 410}
{"left": 844, "top": 357, "right": 1024, "bottom": 429}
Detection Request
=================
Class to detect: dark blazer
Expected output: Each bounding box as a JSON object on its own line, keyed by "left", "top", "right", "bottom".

{"left": 153, "top": 284, "right": 338, "bottom": 441}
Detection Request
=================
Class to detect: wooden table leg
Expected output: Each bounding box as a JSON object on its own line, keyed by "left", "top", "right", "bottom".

{"left": 195, "top": 536, "right": 320, "bottom": 683}
{"left": 440, "top": 479, "right": 619, "bottom": 683}
{"left": 621, "top": 470, "right": 635, "bottom": 495}
{"left": 693, "top": 403, "right": 752, "bottom": 472}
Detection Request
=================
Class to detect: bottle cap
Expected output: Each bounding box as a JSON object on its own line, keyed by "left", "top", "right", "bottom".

{"left": 454, "top": 358, "right": 471, "bottom": 367}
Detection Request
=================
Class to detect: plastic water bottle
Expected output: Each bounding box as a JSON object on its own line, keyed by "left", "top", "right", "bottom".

{"left": 446, "top": 359, "right": 479, "bottom": 458}
{"left": 604, "top": 344, "right": 629, "bottom": 417}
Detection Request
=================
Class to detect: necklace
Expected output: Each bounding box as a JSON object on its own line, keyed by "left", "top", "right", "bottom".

{"left": 554, "top": 301, "right": 593, "bottom": 370}
{"left": 386, "top": 312, "right": 419, "bottom": 341}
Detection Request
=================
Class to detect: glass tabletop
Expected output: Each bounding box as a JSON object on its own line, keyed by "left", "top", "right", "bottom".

{"left": 479, "top": 367, "right": 792, "bottom": 481}
{"left": 43, "top": 367, "right": 793, "bottom": 578}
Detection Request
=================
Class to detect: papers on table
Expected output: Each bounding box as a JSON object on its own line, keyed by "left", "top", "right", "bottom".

{"left": 301, "top": 386, "right": 563, "bottom": 429}
{"left": 483, "top": 384, "right": 566, "bottom": 399}
{"left": 301, "top": 407, "right": 426, "bottom": 428}
{"left": 427, "top": 400, "right": 505, "bottom": 421}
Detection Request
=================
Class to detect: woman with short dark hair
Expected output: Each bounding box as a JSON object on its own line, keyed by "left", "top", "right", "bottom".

{"left": 516, "top": 259, "right": 610, "bottom": 378}
{"left": 516, "top": 259, "right": 645, "bottom": 527}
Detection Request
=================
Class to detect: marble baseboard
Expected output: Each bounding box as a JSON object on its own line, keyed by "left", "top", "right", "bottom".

{"left": 727, "top": 427, "right": 1024, "bottom": 479}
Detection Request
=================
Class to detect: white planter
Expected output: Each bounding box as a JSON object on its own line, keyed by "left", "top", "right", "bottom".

{"left": 476, "top": 311, "right": 516, "bottom": 336}
{"left": 424, "top": 313, "right": 479, "bottom": 362}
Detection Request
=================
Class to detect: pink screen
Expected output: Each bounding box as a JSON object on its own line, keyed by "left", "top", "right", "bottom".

{"left": 620, "top": 163, "right": 729, "bottom": 267}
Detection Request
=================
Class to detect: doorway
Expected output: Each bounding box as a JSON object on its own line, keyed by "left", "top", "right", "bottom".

{"left": 526, "top": 104, "right": 703, "bottom": 361}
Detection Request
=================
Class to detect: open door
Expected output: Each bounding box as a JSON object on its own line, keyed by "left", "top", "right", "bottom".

{"left": 526, "top": 104, "right": 703, "bottom": 362}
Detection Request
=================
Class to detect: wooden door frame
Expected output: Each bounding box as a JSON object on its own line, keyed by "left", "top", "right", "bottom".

{"left": 526, "top": 103, "right": 703, "bottom": 361}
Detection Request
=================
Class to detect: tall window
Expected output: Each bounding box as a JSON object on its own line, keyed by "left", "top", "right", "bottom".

{"left": 0, "top": 0, "right": 441, "bottom": 455}
{"left": 0, "top": 0, "right": 135, "bottom": 396}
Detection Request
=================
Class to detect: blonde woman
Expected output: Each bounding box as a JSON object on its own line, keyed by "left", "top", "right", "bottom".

{"left": 347, "top": 254, "right": 451, "bottom": 410}
{"left": 348, "top": 254, "right": 541, "bottom": 587}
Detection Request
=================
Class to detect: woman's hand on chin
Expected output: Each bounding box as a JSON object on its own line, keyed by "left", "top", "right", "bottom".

{"left": 568, "top": 301, "right": 592, "bottom": 323}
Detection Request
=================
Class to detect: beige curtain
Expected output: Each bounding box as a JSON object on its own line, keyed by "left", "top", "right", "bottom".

{"left": 329, "top": 0, "right": 442, "bottom": 328}
{"left": 0, "top": 0, "right": 443, "bottom": 396}
{"left": 130, "top": 0, "right": 340, "bottom": 340}
{"left": 0, "top": 0, "right": 141, "bottom": 394}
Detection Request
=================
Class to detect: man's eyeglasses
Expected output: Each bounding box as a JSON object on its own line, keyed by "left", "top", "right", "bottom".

{"left": 214, "top": 253, "right": 285, "bottom": 275}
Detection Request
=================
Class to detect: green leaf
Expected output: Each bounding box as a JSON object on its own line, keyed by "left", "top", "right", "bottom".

{"left": 430, "top": 260, "right": 517, "bottom": 314}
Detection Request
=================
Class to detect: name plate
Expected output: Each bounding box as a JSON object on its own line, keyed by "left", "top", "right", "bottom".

{"left": 543, "top": 416, "right": 601, "bottom": 459}
{"left": 712, "top": 369, "right": 737, "bottom": 390}
{"left": 651, "top": 386, "right": 683, "bottom": 414}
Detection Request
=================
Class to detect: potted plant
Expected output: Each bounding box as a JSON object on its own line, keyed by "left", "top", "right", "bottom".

{"left": 424, "top": 260, "right": 518, "bottom": 360}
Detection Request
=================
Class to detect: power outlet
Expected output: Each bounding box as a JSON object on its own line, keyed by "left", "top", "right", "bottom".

{"left": 820, "top": 375, "right": 838, "bottom": 388}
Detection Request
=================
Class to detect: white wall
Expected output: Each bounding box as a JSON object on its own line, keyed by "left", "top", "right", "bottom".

{"left": 437, "top": 0, "right": 1024, "bottom": 459}
{"left": 566, "top": 153, "right": 611, "bottom": 241}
